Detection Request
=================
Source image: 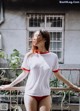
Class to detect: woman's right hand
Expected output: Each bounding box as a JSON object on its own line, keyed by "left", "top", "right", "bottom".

{"left": 0, "top": 84, "right": 12, "bottom": 90}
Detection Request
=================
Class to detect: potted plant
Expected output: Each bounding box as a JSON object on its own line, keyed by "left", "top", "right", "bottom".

{"left": 7, "top": 49, "right": 23, "bottom": 81}
{"left": 0, "top": 49, "right": 23, "bottom": 84}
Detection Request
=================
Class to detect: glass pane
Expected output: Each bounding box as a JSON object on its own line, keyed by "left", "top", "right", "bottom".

{"left": 57, "top": 32, "right": 62, "bottom": 41}
{"left": 29, "top": 31, "right": 34, "bottom": 49}
{"left": 29, "top": 32, "right": 34, "bottom": 40}
{"left": 29, "top": 41, "right": 32, "bottom": 49}
{"left": 50, "top": 42, "right": 53, "bottom": 49}
{"left": 29, "top": 15, "right": 45, "bottom": 27}
{"left": 57, "top": 42, "right": 62, "bottom": 50}
{"left": 50, "top": 32, "right": 62, "bottom": 41}
{"left": 46, "top": 16, "right": 62, "bottom": 27}
{"left": 57, "top": 17, "right": 62, "bottom": 27}
{"left": 49, "top": 31, "right": 62, "bottom": 60}
{"left": 57, "top": 52, "right": 61, "bottom": 59}
{"left": 50, "top": 42, "right": 62, "bottom": 50}
{"left": 53, "top": 42, "right": 57, "bottom": 50}
{"left": 50, "top": 32, "right": 52, "bottom": 40}
{"left": 50, "top": 32, "right": 56, "bottom": 41}
{"left": 53, "top": 32, "right": 56, "bottom": 40}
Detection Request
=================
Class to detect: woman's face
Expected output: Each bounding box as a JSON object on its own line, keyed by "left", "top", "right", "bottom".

{"left": 32, "top": 31, "right": 45, "bottom": 47}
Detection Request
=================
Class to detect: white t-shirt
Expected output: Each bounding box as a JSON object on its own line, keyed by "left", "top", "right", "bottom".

{"left": 21, "top": 52, "right": 59, "bottom": 96}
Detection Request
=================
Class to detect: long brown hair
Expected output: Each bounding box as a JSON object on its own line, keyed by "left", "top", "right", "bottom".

{"left": 40, "top": 30, "right": 50, "bottom": 51}
{"left": 28, "top": 30, "right": 50, "bottom": 57}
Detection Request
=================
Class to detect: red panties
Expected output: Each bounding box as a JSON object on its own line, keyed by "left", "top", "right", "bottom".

{"left": 31, "top": 96, "right": 48, "bottom": 102}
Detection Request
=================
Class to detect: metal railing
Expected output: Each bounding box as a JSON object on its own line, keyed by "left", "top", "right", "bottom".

{"left": 0, "top": 87, "right": 80, "bottom": 111}
{"left": 0, "top": 87, "right": 25, "bottom": 111}
{"left": 0, "top": 68, "right": 80, "bottom": 111}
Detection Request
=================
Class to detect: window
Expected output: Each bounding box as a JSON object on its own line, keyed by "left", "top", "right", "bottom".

{"left": 27, "top": 14, "right": 64, "bottom": 62}
{"left": 0, "top": 0, "right": 4, "bottom": 24}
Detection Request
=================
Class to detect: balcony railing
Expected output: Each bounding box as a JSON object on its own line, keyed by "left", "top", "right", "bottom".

{"left": 0, "top": 68, "right": 80, "bottom": 111}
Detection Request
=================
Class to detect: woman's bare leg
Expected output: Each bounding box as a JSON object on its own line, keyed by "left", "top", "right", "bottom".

{"left": 24, "top": 95, "right": 38, "bottom": 111}
{"left": 38, "top": 96, "right": 51, "bottom": 111}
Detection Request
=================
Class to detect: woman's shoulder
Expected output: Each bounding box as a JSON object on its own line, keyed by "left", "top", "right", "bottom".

{"left": 49, "top": 52, "right": 58, "bottom": 58}
{"left": 49, "top": 52, "right": 57, "bottom": 56}
{"left": 25, "top": 51, "right": 31, "bottom": 55}
{"left": 25, "top": 50, "right": 33, "bottom": 58}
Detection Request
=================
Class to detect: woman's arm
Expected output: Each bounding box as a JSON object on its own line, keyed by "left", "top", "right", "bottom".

{"left": 10, "top": 71, "right": 28, "bottom": 87}
{"left": 0, "top": 71, "right": 29, "bottom": 90}
{"left": 54, "top": 71, "right": 80, "bottom": 91}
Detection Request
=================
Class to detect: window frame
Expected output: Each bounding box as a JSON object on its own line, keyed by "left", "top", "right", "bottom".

{"left": 27, "top": 14, "right": 64, "bottom": 63}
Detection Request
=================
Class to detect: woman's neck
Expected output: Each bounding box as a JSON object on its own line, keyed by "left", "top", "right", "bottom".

{"left": 38, "top": 46, "right": 47, "bottom": 53}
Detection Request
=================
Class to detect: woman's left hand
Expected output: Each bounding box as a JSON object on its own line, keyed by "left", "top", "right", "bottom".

{"left": 70, "top": 85, "right": 80, "bottom": 92}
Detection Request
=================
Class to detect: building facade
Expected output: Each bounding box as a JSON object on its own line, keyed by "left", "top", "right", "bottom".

{"left": 0, "top": 0, "right": 80, "bottom": 68}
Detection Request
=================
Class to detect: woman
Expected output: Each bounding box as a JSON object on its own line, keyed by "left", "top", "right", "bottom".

{"left": 0, "top": 30, "right": 80, "bottom": 111}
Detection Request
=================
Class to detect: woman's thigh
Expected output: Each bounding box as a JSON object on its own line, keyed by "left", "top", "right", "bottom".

{"left": 38, "top": 95, "right": 52, "bottom": 111}
{"left": 24, "top": 95, "right": 38, "bottom": 111}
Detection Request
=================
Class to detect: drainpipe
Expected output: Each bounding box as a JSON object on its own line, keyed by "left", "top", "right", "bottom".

{"left": 0, "top": 1, "right": 4, "bottom": 24}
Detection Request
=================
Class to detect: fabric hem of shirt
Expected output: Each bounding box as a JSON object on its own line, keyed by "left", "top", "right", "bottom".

{"left": 21, "top": 67, "right": 30, "bottom": 72}
{"left": 24, "top": 91, "right": 50, "bottom": 97}
{"left": 24, "top": 93, "right": 50, "bottom": 97}
{"left": 52, "top": 69, "right": 59, "bottom": 73}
